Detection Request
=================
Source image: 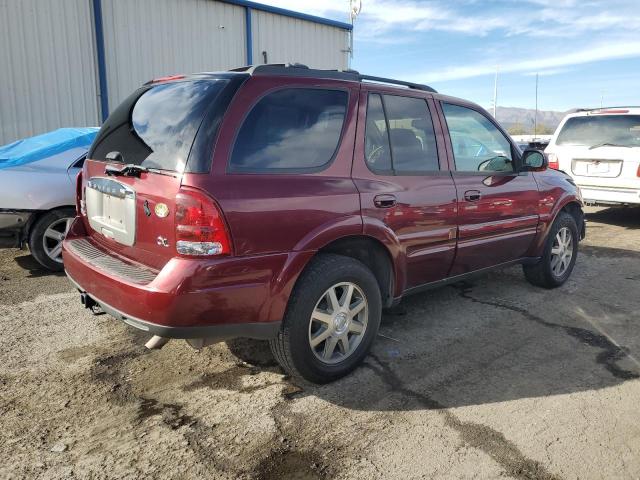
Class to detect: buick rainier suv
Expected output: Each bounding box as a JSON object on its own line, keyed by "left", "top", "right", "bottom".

{"left": 63, "top": 64, "right": 585, "bottom": 383}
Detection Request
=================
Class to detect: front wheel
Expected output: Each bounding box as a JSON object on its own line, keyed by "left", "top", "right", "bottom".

{"left": 523, "top": 211, "right": 578, "bottom": 289}
{"left": 270, "top": 254, "right": 382, "bottom": 384}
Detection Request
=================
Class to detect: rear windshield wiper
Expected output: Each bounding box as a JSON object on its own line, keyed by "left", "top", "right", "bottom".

{"left": 105, "top": 164, "right": 179, "bottom": 178}
{"left": 105, "top": 163, "right": 149, "bottom": 178}
{"left": 588, "top": 142, "right": 631, "bottom": 150}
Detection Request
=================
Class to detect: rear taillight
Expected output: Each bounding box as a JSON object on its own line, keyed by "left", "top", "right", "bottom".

{"left": 75, "top": 170, "right": 84, "bottom": 215}
{"left": 637, "top": 164, "right": 640, "bottom": 177}
{"left": 547, "top": 153, "right": 559, "bottom": 170}
{"left": 175, "top": 188, "right": 231, "bottom": 256}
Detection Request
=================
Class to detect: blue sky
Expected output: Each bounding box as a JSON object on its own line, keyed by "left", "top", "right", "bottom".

{"left": 262, "top": 0, "right": 640, "bottom": 112}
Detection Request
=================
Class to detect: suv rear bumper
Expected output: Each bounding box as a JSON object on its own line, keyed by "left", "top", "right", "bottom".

{"left": 67, "top": 272, "right": 279, "bottom": 340}
{"left": 62, "top": 234, "right": 298, "bottom": 340}
{"left": 579, "top": 185, "right": 640, "bottom": 205}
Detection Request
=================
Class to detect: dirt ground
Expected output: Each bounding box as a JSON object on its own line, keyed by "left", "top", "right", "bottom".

{"left": 1, "top": 206, "right": 639, "bottom": 480}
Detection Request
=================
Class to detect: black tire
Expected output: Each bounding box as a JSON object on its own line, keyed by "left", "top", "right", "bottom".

{"left": 270, "top": 254, "right": 382, "bottom": 384}
{"left": 28, "top": 208, "right": 76, "bottom": 272}
{"left": 523, "top": 211, "right": 578, "bottom": 289}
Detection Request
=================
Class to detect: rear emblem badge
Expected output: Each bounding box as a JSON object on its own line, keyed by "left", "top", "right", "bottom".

{"left": 143, "top": 200, "right": 151, "bottom": 217}
{"left": 155, "top": 203, "right": 170, "bottom": 218}
{"left": 157, "top": 236, "right": 169, "bottom": 247}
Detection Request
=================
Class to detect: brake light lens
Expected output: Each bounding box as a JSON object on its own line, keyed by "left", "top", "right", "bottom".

{"left": 145, "top": 74, "right": 186, "bottom": 85}
{"left": 547, "top": 152, "right": 560, "bottom": 170}
{"left": 637, "top": 164, "right": 640, "bottom": 177}
{"left": 175, "top": 188, "right": 231, "bottom": 256}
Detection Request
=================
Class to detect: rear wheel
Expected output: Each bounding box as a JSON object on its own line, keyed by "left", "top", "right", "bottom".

{"left": 29, "top": 208, "right": 75, "bottom": 272}
{"left": 523, "top": 211, "right": 578, "bottom": 289}
{"left": 270, "top": 254, "right": 382, "bottom": 384}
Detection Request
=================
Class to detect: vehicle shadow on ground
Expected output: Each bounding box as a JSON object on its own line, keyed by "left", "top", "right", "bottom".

{"left": 232, "top": 244, "right": 640, "bottom": 412}
{"left": 586, "top": 206, "right": 640, "bottom": 229}
{"left": 14, "top": 253, "right": 65, "bottom": 278}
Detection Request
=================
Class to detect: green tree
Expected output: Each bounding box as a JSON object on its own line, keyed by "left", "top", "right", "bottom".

{"left": 534, "top": 123, "right": 555, "bottom": 135}
{"left": 507, "top": 123, "right": 527, "bottom": 135}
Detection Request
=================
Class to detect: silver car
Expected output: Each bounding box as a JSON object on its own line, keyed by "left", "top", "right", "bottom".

{"left": 0, "top": 147, "right": 87, "bottom": 271}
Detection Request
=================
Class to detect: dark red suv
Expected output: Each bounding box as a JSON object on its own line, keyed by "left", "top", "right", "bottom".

{"left": 63, "top": 64, "right": 585, "bottom": 383}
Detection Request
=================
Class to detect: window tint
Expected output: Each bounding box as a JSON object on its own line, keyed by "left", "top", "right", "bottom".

{"left": 384, "top": 95, "right": 439, "bottom": 173}
{"left": 364, "top": 94, "right": 392, "bottom": 172}
{"left": 230, "top": 88, "right": 348, "bottom": 171}
{"left": 442, "top": 103, "right": 514, "bottom": 173}
{"left": 556, "top": 115, "right": 640, "bottom": 147}
{"left": 90, "top": 80, "right": 229, "bottom": 172}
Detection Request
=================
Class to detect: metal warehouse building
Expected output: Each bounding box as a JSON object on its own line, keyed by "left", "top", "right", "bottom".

{"left": 0, "top": 0, "right": 352, "bottom": 144}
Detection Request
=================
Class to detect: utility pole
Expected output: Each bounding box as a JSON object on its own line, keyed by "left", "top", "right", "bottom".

{"left": 534, "top": 72, "right": 539, "bottom": 137}
{"left": 492, "top": 66, "right": 499, "bottom": 118}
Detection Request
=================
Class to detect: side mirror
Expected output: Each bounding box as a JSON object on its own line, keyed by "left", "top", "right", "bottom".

{"left": 521, "top": 149, "right": 548, "bottom": 171}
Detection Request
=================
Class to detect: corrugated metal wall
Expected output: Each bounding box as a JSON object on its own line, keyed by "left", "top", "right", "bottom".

{"left": 100, "top": 0, "right": 246, "bottom": 110}
{"left": 0, "top": 0, "right": 100, "bottom": 145}
{"left": 251, "top": 10, "right": 349, "bottom": 70}
{"left": 0, "top": 0, "right": 351, "bottom": 145}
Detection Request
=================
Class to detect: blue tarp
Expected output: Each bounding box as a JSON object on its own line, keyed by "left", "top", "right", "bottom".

{"left": 0, "top": 127, "right": 99, "bottom": 170}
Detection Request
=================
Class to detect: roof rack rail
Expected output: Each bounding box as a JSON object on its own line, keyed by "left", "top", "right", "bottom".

{"left": 575, "top": 106, "right": 640, "bottom": 112}
{"left": 358, "top": 74, "right": 436, "bottom": 93}
{"left": 227, "top": 64, "right": 437, "bottom": 93}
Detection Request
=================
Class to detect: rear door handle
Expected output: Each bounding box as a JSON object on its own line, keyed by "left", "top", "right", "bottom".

{"left": 374, "top": 194, "right": 397, "bottom": 208}
{"left": 464, "top": 190, "right": 482, "bottom": 202}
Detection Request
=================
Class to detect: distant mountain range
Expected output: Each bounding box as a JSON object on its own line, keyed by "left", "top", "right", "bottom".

{"left": 494, "top": 106, "right": 572, "bottom": 134}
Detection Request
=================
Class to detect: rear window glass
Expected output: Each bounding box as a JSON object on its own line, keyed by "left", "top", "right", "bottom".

{"left": 89, "top": 80, "right": 229, "bottom": 172}
{"left": 556, "top": 115, "right": 640, "bottom": 147}
{"left": 229, "top": 88, "right": 348, "bottom": 172}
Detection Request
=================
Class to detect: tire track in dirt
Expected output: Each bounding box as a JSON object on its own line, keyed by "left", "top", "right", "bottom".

{"left": 455, "top": 283, "right": 639, "bottom": 380}
{"left": 364, "top": 353, "right": 562, "bottom": 480}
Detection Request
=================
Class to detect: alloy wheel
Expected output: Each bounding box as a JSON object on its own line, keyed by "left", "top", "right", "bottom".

{"left": 42, "top": 217, "right": 73, "bottom": 264}
{"left": 308, "top": 282, "right": 368, "bottom": 365}
{"left": 550, "top": 226, "right": 574, "bottom": 278}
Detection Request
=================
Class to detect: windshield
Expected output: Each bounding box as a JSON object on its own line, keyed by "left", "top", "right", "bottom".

{"left": 556, "top": 115, "right": 640, "bottom": 147}
{"left": 89, "top": 79, "right": 229, "bottom": 172}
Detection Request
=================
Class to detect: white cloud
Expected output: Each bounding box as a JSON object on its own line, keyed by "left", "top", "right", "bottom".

{"left": 259, "top": 0, "right": 640, "bottom": 39}
{"left": 409, "top": 40, "right": 640, "bottom": 82}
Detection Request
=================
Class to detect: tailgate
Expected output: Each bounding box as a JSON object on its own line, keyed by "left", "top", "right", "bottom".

{"left": 83, "top": 160, "right": 181, "bottom": 269}
{"left": 78, "top": 76, "right": 244, "bottom": 269}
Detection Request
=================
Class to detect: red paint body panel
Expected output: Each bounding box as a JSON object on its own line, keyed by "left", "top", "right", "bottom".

{"left": 352, "top": 88, "right": 458, "bottom": 293}
{"left": 63, "top": 218, "right": 310, "bottom": 326}
{"left": 63, "top": 72, "right": 583, "bottom": 338}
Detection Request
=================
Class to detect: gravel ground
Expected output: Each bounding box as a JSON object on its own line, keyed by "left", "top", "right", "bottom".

{"left": 1, "top": 206, "right": 639, "bottom": 479}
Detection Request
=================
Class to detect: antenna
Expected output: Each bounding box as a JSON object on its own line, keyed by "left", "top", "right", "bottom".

{"left": 348, "top": 0, "right": 362, "bottom": 68}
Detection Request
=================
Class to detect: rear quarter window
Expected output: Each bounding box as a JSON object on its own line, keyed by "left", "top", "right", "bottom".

{"left": 229, "top": 88, "right": 348, "bottom": 172}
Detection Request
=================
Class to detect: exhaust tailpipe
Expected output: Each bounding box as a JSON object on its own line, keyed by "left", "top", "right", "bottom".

{"left": 145, "top": 335, "right": 170, "bottom": 350}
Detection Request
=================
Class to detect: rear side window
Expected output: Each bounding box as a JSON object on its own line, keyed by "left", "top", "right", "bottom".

{"left": 89, "top": 80, "right": 229, "bottom": 172}
{"left": 365, "top": 94, "right": 392, "bottom": 172}
{"left": 364, "top": 94, "right": 439, "bottom": 174}
{"left": 384, "top": 95, "right": 439, "bottom": 173}
{"left": 229, "top": 88, "right": 348, "bottom": 172}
